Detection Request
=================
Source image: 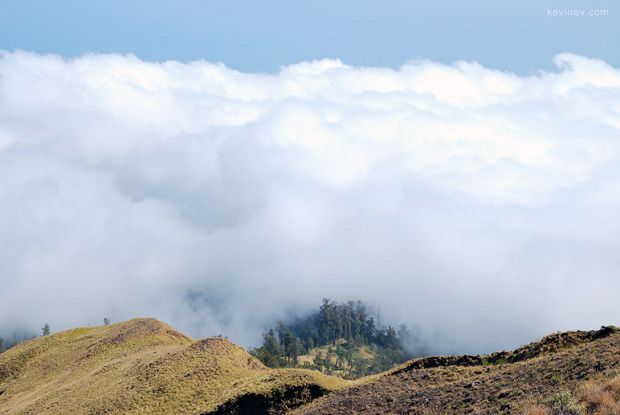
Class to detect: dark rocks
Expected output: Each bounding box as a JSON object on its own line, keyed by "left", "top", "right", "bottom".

{"left": 394, "top": 355, "right": 484, "bottom": 374}
{"left": 497, "top": 390, "right": 510, "bottom": 399}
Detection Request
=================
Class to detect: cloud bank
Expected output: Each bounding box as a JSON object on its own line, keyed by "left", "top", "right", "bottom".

{"left": 1, "top": 51, "right": 619, "bottom": 353}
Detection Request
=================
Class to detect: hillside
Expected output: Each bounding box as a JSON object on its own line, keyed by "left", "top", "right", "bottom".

{"left": 295, "top": 339, "right": 400, "bottom": 379}
{"left": 1, "top": 320, "right": 618, "bottom": 415}
{"left": 293, "top": 326, "right": 620, "bottom": 415}
{"left": 0, "top": 319, "right": 347, "bottom": 414}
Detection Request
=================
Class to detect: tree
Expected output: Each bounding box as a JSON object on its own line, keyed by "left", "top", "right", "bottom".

{"left": 264, "top": 329, "right": 281, "bottom": 356}
{"left": 313, "top": 351, "right": 334, "bottom": 374}
{"left": 292, "top": 337, "right": 303, "bottom": 363}
{"left": 342, "top": 303, "right": 353, "bottom": 340}
{"left": 319, "top": 298, "right": 340, "bottom": 344}
{"left": 252, "top": 329, "right": 282, "bottom": 367}
{"left": 350, "top": 300, "right": 367, "bottom": 342}
{"left": 41, "top": 323, "right": 50, "bottom": 336}
{"left": 103, "top": 317, "right": 110, "bottom": 326}
{"left": 334, "top": 344, "right": 348, "bottom": 369}
{"left": 0, "top": 336, "right": 5, "bottom": 352}
{"left": 283, "top": 332, "right": 302, "bottom": 364}
{"left": 363, "top": 317, "right": 376, "bottom": 342}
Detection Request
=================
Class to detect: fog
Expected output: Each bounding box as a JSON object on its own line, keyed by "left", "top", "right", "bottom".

{"left": 0, "top": 51, "right": 619, "bottom": 354}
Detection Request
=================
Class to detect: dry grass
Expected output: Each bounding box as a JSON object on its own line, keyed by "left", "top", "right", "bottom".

{"left": 294, "top": 327, "right": 620, "bottom": 415}
{"left": 0, "top": 318, "right": 348, "bottom": 415}
{"left": 522, "top": 374, "right": 620, "bottom": 415}
{"left": 295, "top": 340, "right": 381, "bottom": 378}
{"left": 2, "top": 320, "right": 617, "bottom": 415}
{"left": 578, "top": 374, "right": 620, "bottom": 415}
{"left": 522, "top": 405, "right": 551, "bottom": 415}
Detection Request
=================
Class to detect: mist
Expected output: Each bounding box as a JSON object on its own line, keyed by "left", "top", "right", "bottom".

{"left": 0, "top": 50, "right": 619, "bottom": 354}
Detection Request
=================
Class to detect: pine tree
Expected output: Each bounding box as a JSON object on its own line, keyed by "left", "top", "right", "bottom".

{"left": 255, "top": 299, "right": 412, "bottom": 376}
{"left": 342, "top": 303, "right": 353, "bottom": 340}
{"left": 361, "top": 317, "right": 373, "bottom": 342}
{"left": 255, "top": 329, "right": 282, "bottom": 367}
{"left": 41, "top": 323, "right": 50, "bottom": 336}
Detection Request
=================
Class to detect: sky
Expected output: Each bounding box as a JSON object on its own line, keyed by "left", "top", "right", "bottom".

{"left": 0, "top": 0, "right": 618, "bottom": 73}
{"left": 0, "top": 2, "right": 619, "bottom": 354}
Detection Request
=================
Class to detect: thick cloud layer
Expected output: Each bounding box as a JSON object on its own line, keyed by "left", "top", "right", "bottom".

{"left": 1, "top": 51, "right": 619, "bottom": 353}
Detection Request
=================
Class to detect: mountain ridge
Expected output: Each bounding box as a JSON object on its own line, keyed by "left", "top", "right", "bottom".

{"left": 0, "top": 318, "right": 347, "bottom": 414}
{"left": 294, "top": 326, "right": 620, "bottom": 415}
{"left": 1, "top": 319, "right": 618, "bottom": 414}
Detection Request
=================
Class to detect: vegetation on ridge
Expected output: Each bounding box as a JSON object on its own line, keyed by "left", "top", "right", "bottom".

{"left": 251, "top": 299, "right": 419, "bottom": 378}
{"left": 1, "top": 317, "right": 618, "bottom": 415}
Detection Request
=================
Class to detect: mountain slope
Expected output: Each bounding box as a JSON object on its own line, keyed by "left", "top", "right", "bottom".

{"left": 0, "top": 319, "right": 347, "bottom": 414}
{"left": 293, "top": 326, "right": 620, "bottom": 415}
{"left": 2, "top": 320, "right": 618, "bottom": 415}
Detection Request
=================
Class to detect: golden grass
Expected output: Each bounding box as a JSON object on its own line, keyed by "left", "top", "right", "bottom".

{"left": 6, "top": 320, "right": 615, "bottom": 415}
{"left": 522, "top": 405, "right": 551, "bottom": 415}
{"left": 521, "top": 374, "right": 620, "bottom": 415}
{"left": 0, "top": 318, "right": 349, "bottom": 415}
{"left": 295, "top": 339, "right": 388, "bottom": 380}
{"left": 578, "top": 374, "right": 620, "bottom": 415}
{"left": 296, "top": 339, "right": 371, "bottom": 365}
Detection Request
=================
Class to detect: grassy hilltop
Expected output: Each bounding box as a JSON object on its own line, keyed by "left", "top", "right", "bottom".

{"left": 1, "top": 319, "right": 618, "bottom": 414}
{"left": 0, "top": 318, "right": 347, "bottom": 414}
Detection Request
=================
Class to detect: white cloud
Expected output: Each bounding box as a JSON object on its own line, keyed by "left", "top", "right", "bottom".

{"left": 0, "top": 51, "right": 619, "bottom": 353}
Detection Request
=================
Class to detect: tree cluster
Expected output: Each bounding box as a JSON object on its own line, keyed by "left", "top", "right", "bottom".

{"left": 252, "top": 299, "right": 414, "bottom": 377}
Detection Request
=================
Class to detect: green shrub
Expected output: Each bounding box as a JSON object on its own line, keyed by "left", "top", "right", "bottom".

{"left": 547, "top": 390, "right": 583, "bottom": 415}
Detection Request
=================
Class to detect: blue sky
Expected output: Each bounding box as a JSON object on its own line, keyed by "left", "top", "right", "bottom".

{"left": 0, "top": 0, "right": 618, "bottom": 73}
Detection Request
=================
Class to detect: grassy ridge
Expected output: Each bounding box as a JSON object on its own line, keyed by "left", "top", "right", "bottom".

{"left": 0, "top": 318, "right": 348, "bottom": 414}
{"left": 2, "top": 320, "right": 618, "bottom": 414}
